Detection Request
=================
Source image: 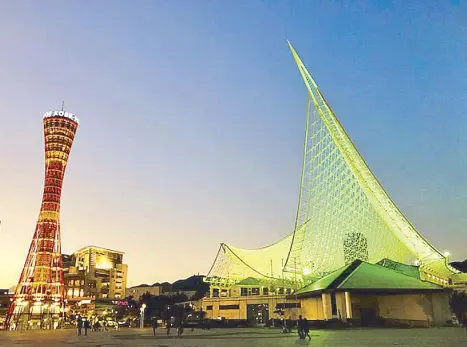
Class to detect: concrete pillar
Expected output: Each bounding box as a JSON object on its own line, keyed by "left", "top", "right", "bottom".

{"left": 321, "top": 293, "right": 332, "bottom": 320}
{"left": 212, "top": 302, "right": 219, "bottom": 319}
{"left": 345, "top": 292, "right": 353, "bottom": 319}
{"left": 335, "top": 292, "right": 347, "bottom": 321}
{"left": 240, "top": 299, "right": 247, "bottom": 320}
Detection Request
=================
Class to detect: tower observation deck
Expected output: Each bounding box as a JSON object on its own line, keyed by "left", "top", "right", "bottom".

{"left": 7, "top": 110, "right": 79, "bottom": 330}
{"left": 205, "top": 43, "right": 457, "bottom": 289}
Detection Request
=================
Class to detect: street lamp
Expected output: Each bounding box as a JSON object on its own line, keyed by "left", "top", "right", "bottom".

{"left": 140, "top": 304, "right": 146, "bottom": 329}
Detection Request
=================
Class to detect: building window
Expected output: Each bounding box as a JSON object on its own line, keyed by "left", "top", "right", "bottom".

{"left": 276, "top": 302, "right": 301, "bottom": 309}
{"left": 212, "top": 289, "right": 219, "bottom": 297}
{"left": 263, "top": 287, "right": 269, "bottom": 296}
{"left": 251, "top": 288, "right": 260, "bottom": 296}
{"left": 278, "top": 288, "right": 284, "bottom": 295}
{"left": 241, "top": 288, "right": 248, "bottom": 296}
{"left": 219, "top": 305, "right": 239, "bottom": 310}
{"left": 220, "top": 289, "right": 228, "bottom": 297}
{"left": 206, "top": 305, "right": 213, "bottom": 310}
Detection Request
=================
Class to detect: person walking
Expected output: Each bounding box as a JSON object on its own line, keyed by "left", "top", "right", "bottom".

{"left": 166, "top": 319, "right": 171, "bottom": 336}
{"left": 281, "top": 317, "right": 290, "bottom": 333}
{"left": 177, "top": 320, "right": 184, "bottom": 338}
{"left": 303, "top": 317, "right": 311, "bottom": 340}
{"left": 84, "top": 318, "right": 90, "bottom": 336}
{"left": 152, "top": 319, "right": 157, "bottom": 336}
{"left": 281, "top": 318, "right": 286, "bottom": 333}
{"left": 77, "top": 316, "right": 83, "bottom": 336}
{"left": 297, "top": 315, "right": 305, "bottom": 339}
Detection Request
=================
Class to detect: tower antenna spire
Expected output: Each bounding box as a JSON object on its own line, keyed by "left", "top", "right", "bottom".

{"left": 61, "top": 101, "right": 65, "bottom": 112}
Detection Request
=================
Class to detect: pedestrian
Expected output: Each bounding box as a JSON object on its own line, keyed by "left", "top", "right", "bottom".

{"left": 77, "top": 316, "right": 83, "bottom": 336}
{"left": 177, "top": 320, "right": 184, "bottom": 338}
{"left": 463, "top": 316, "right": 467, "bottom": 331}
{"left": 166, "top": 320, "right": 171, "bottom": 336}
{"left": 303, "top": 317, "right": 311, "bottom": 340}
{"left": 152, "top": 319, "right": 157, "bottom": 336}
{"left": 281, "top": 318, "right": 289, "bottom": 333}
{"left": 84, "top": 318, "right": 90, "bottom": 336}
{"left": 297, "top": 315, "right": 304, "bottom": 339}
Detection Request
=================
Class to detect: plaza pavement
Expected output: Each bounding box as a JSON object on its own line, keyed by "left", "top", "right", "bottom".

{"left": 0, "top": 327, "right": 466, "bottom": 347}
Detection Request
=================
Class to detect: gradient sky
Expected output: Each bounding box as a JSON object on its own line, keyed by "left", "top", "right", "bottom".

{"left": 0, "top": 1, "right": 466, "bottom": 288}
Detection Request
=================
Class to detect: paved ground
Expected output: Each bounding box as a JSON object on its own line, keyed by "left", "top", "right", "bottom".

{"left": 0, "top": 327, "right": 466, "bottom": 346}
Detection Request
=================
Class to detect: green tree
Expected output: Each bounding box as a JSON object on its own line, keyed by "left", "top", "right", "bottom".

{"left": 449, "top": 291, "right": 467, "bottom": 323}
{"left": 191, "top": 282, "right": 210, "bottom": 301}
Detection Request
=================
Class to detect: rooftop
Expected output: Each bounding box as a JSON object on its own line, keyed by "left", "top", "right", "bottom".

{"left": 236, "top": 277, "right": 267, "bottom": 286}
{"left": 295, "top": 260, "right": 444, "bottom": 297}
{"left": 74, "top": 245, "right": 124, "bottom": 255}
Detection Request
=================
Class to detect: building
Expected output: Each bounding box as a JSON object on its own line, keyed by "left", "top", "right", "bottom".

{"left": 6, "top": 110, "right": 79, "bottom": 330}
{"left": 64, "top": 246, "right": 128, "bottom": 302}
{"left": 126, "top": 283, "right": 195, "bottom": 301}
{"left": 199, "top": 43, "right": 462, "bottom": 327}
{"left": 126, "top": 284, "right": 167, "bottom": 300}
{"left": 201, "top": 278, "right": 300, "bottom": 324}
{"left": 205, "top": 42, "right": 457, "bottom": 292}
{"left": 294, "top": 260, "right": 451, "bottom": 327}
{"left": 0, "top": 289, "right": 13, "bottom": 329}
{"left": 202, "top": 260, "right": 452, "bottom": 327}
{"left": 450, "top": 273, "right": 467, "bottom": 293}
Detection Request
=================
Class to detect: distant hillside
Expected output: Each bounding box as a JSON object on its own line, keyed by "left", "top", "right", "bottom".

{"left": 450, "top": 260, "right": 467, "bottom": 273}
{"left": 132, "top": 275, "right": 208, "bottom": 300}
{"left": 133, "top": 275, "right": 207, "bottom": 292}
{"left": 172, "top": 275, "right": 205, "bottom": 292}
{"left": 151, "top": 282, "right": 171, "bottom": 287}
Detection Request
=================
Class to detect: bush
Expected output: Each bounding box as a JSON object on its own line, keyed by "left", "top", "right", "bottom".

{"left": 449, "top": 291, "right": 467, "bottom": 323}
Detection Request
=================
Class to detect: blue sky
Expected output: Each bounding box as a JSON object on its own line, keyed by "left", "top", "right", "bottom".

{"left": 0, "top": 1, "right": 466, "bottom": 287}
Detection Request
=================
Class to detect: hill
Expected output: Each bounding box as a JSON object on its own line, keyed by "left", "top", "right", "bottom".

{"left": 133, "top": 275, "right": 209, "bottom": 300}
{"left": 450, "top": 260, "right": 467, "bottom": 273}
{"left": 171, "top": 275, "right": 205, "bottom": 292}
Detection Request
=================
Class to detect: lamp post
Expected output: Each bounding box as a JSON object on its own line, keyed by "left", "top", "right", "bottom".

{"left": 140, "top": 304, "right": 146, "bottom": 329}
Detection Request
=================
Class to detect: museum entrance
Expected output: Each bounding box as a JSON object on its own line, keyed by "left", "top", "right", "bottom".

{"left": 247, "top": 304, "right": 269, "bottom": 325}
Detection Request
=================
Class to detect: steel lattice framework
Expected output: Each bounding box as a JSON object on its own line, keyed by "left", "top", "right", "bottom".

{"left": 6, "top": 111, "right": 79, "bottom": 330}
{"left": 206, "top": 43, "right": 456, "bottom": 287}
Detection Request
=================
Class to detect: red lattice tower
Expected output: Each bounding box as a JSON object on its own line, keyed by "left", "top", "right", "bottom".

{"left": 6, "top": 111, "right": 79, "bottom": 330}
